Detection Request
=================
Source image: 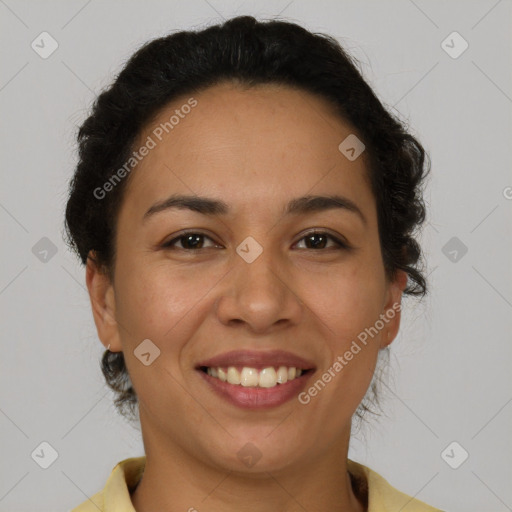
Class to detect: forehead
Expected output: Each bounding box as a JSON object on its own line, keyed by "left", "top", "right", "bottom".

{"left": 121, "top": 82, "right": 374, "bottom": 221}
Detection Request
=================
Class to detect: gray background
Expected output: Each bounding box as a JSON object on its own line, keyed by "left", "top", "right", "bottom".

{"left": 1, "top": 1, "right": 511, "bottom": 511}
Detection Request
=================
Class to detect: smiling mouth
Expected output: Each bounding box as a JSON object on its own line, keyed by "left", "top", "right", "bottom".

{"left": 198, "top": 365, "right": 313, "bottom": 388}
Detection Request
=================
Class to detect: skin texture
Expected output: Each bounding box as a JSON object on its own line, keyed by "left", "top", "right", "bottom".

{"left": 86, "top": 82, "right": 407, "bottom": 512}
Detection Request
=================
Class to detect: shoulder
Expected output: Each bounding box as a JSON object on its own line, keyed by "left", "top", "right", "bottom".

{"left": 347, "top": 459, "right": 444, "bottom": 512}
{"left": 70, "top": 457, "right": 146, "bottom": 512}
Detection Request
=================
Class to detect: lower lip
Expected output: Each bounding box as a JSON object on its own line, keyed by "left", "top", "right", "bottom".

{"left": 197, "top": 370, "right": 313, "bottom": 410}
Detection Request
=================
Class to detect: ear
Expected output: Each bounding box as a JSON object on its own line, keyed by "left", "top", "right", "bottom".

{"left": 380, "top": 269, "right": 408, "bottom": 349}
{"left": 85, "top": 251, "right": 122, "bottom": 352}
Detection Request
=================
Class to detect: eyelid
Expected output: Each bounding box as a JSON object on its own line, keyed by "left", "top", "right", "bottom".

{"left": 162, "top": 228, "right": 350, "bottom": 251}
{"left": 293, "top": 229, "right": 350, "bottom": 249}
{"left": 162, "top": 230, "right": 221, "bottom": 249}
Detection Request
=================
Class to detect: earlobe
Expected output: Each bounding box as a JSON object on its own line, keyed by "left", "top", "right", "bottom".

{"left": 381, "top": 269, "right": 408, "bottom": 348}
{"left": 85, "top": 251, "right": 122, "bottom": 352}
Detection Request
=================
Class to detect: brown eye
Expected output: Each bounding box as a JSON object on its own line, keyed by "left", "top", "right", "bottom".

{"left": 163, "top": 232, "right": 219, "bottom": 250}
{"left": 162, "top": 230, "right": 349, "bottom": 252}
{"left": 295, "top": 231, "right": 348, "bottom": 250}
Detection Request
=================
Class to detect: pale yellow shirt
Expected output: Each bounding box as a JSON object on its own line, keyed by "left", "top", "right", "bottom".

{"left": 72, "top": 456, "right": 443, "bottom": 511}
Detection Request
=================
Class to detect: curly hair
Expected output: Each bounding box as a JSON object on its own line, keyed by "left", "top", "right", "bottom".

{"left": 64, "top": 15, "right": 431, "bottom": 422}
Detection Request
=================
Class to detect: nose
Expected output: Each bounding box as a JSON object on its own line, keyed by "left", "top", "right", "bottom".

{"left": 214, "top": 247, "right": 304, "bottom": 335}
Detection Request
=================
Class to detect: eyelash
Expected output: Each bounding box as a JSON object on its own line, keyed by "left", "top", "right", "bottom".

{"left": 161, "top": 230, "right": 350, "bottom": 251}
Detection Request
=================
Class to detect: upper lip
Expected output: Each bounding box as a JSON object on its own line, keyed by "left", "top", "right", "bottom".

{"left": 197, "top": 349, "right": 316, "bottom": 370}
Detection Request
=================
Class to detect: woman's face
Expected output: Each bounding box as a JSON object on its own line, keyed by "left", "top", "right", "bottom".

{"left": 88, "top": 81, "right": 406, "bottom": 473}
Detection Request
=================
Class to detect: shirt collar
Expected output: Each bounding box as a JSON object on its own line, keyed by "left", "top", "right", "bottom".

{"left": 103, "top": 456, "right": 145, "bottom": 512}
{"left": 99, "top": 456, "right": 440, "bottom": 512}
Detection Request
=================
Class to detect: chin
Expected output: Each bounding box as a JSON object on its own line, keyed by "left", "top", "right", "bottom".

{"left": 201, "top": 432, "right": 308, "bottom": 476}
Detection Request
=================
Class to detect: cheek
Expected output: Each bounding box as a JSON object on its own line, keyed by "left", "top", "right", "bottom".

{"left": 297, "top": 260, "right": 385, "bottom": 407}
{"left": 114, "top": 259, "right": 223, "bottom": 345}
{"left": 298, "top": 269, "right": 383, "bottom": 426}
{"left": 301, "top": 261, "right": 386, "bottom": 347}
{"left": 112, "top": 261, "right": 216, "bottom": 407}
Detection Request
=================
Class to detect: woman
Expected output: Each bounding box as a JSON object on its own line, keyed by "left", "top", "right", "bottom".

{"left": 65, "top": 15, "right": 442, "bottom": 511}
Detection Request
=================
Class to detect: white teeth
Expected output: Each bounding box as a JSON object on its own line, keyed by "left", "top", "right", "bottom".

{"left": 240, "top": 367, "right": 259, "bottom": 387}
{"left": 259, "top": 367, "right": 277, "bottom": 388}
{"left": 276, "top": 366, "right": 288, "bottom": 384}
{"left": 227, "top": 366, "right": 241, "bottom": 385}
{"left": 206, "top": 366, "right": 305, "bottom": 388}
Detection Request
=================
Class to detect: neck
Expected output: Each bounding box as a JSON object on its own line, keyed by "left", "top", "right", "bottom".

{"left": 131, "top": 418, "right": 366, "bottom": 512}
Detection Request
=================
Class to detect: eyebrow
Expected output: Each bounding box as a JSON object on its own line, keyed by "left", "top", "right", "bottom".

{"left": 143, "top": 193, "right": 367, "bottom": 225}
